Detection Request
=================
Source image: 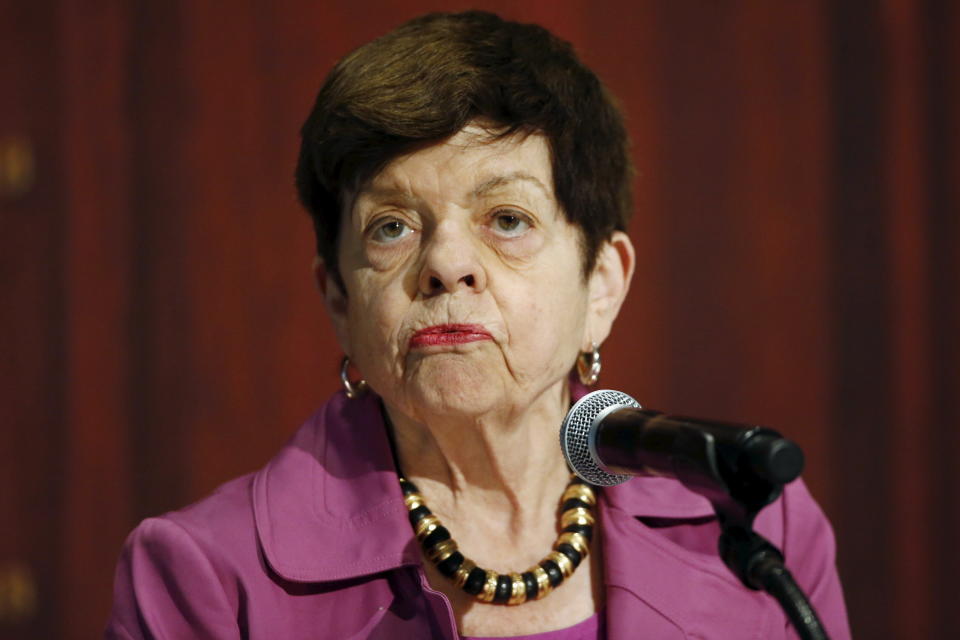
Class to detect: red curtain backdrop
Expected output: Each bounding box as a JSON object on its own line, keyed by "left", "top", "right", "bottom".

{"left": 1, "top": 1, "right": 957, "bottom": 638}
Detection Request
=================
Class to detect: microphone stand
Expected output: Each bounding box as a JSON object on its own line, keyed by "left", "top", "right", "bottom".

{"left": 718, "top": 525, "right": 827, "bottom": 640}
{"left": 665, "top": 425, "right": 830, "bottom": 640}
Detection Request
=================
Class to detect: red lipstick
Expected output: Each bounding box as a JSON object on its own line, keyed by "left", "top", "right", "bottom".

{"left": 409, "top": 324, "right": 492, "bottom": 348}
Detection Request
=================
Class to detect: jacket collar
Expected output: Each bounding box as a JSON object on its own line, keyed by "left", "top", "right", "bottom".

{"left": 252, "top": 388, "right": 717, "bottom": 584}
{"left": 604, "top": 474, "right": 714, "bottom": 519}
{"left": 601, "top": 493, "right": 776, "bottom": 640}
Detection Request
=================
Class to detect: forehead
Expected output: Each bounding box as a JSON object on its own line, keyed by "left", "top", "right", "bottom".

{"left": 360, "top": 125, "right": 555, "bottom": 203}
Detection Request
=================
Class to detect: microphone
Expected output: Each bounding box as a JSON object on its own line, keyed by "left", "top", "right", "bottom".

{"left": 560, "top": 390, "right": 804, "bottom": 505}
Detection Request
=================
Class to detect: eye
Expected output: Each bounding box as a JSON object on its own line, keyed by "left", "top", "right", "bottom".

{"left": 370, "top": 218, "right": 414, "bottom": 243}
{"left": 490, "top": 210, "right": 532, "bottom": 237}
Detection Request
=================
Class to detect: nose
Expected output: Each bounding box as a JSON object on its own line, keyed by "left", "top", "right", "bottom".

{"left": 418, "top": 221, "right": 487, "bottom": 296}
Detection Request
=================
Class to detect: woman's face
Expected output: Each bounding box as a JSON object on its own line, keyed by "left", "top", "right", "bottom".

{"left": 324, "top": 124, "right": 626, "bottom": 422}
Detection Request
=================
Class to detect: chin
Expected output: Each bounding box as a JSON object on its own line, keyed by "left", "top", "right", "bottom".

{"left": 405, "top": 362, "right": 506, "bottom": 419}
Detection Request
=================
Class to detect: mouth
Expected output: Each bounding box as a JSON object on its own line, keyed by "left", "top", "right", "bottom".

{"left": 409, "top": 324, "right": 493, "bottom": 348}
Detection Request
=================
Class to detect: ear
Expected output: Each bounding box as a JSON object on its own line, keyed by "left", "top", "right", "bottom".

{"left": 313, "top": 256, "right": 351, "bottom": 352}
{"left": 583, "top": 231, "right": 635, "bottom": 349}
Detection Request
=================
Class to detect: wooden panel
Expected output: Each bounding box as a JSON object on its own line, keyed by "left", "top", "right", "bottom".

{"left": 724, "top": 1, "right": 834, "bottom": 509}
{"left": 826, "top": 3, "right": 897, "bottom": 636}
{"left": 123, "top": 0, "right": 204, "bottom": 524}
{"left": 54, "top": 1, "right": 136, "bottom": 637}
{"left": 920, "top": 1, "right": 960, "bottom": 635}
{"left": 0, "top": 2, "right": 65, "bottom": 638}
{"left": 882, "top": 1, "right": 935, "bottom": 636}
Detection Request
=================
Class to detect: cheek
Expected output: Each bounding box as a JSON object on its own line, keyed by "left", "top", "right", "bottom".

{"left": 344, "top": 274, "right": 405, "bottom": 358}
{"left": 499, "top": 277, "right": 588, "bottom": 367}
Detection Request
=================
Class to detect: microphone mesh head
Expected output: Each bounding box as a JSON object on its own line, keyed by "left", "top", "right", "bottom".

{"left": 560, "top": 389, "right": 641, "bottom": 486}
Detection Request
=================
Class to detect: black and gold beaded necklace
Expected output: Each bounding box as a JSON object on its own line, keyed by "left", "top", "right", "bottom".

{"left": 398, "top": 475, "right": 596, "bottom": 605}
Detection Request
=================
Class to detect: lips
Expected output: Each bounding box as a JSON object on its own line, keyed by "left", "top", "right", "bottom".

{"left": 409, "top": 324, "right": 493, "bottom": 348}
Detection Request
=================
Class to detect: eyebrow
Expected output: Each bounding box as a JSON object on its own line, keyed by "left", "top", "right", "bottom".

{"left": 356, "top": 186, "right": 420, "bottom": 209}
{"left": 472, "top": 172, "right": 551, "bottom": 198}
{"left": 358, "top": 171, "right": 552, "bottom": 206}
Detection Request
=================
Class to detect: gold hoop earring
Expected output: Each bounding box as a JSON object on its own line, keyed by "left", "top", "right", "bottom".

{"left": 577, "top": 343, "right": 601, "bottom": 387}
{"left": 340, "top": 356, "right": 368, "bottom": 399}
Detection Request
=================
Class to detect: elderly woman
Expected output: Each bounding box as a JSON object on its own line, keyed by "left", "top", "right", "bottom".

{"left": 107, "top": 11, "right": 850, "bottom": 640}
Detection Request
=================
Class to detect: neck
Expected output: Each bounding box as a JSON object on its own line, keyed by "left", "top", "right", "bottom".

{"left": 385, "top": 380, "right": 573, "bottom": 534}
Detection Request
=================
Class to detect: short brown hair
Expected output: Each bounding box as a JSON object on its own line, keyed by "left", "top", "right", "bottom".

{"left": 295, "top": 10, "right": 632, "bottom": 279}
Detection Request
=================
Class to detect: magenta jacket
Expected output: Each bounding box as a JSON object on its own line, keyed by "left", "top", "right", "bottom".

{"left": 106, "top": 391, "right": 851, "bottom": 639}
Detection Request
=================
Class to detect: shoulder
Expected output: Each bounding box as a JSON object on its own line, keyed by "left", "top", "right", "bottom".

{"left": 602, "top": 475, "right": 851, "bottom": 639}
{"left": 105, "top": 473, "right": 259, "bottom": 638}
{"left": 126, "top": 469, "right": 259, "bottom": 565}
{"left": 165, "top": 472, "right": 260, "bottom": 555}
{"left": 757, "top": 479, "right": 852, "bottom": 639}
{"left": 755, "top": 478, "right": 837, "bottom": 568}
{"left": 105, "top": 392, "right": 415, "bottom": 638}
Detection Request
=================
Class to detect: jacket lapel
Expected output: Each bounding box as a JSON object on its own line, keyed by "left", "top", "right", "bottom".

{"left": 253, "top": 391, "right": 421, "bottom": 583}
